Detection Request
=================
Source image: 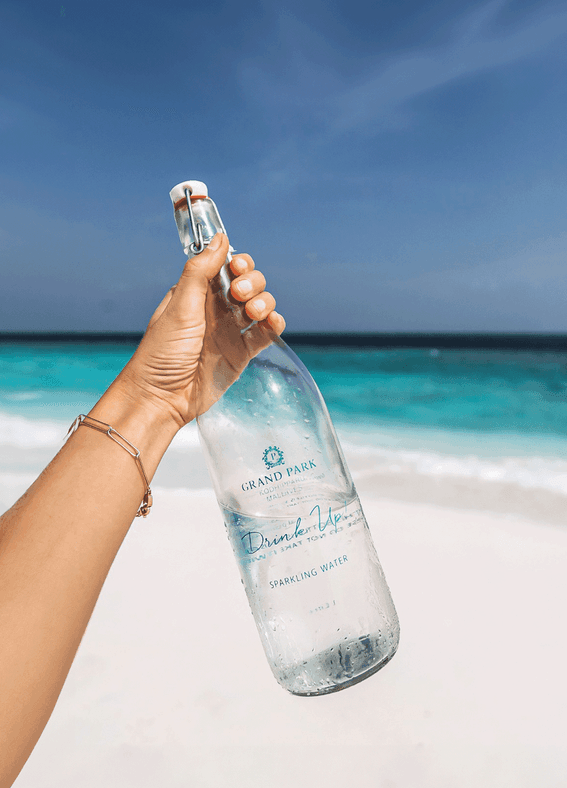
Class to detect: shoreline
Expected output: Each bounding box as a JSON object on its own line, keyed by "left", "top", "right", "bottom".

{"left": 2, "top": 429, "right": 567, "bottom": 527}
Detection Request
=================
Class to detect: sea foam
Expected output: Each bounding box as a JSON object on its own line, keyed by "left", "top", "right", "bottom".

{"left": 2, "top": 409, "right": 566, "bottom": 499}
{"left": 0, "top": 410, "right": 68, "bottom": 448}
{"left": 0, "top": 410, "right": 201, "bottom": 450}
{"left": 341, "top": 437, "right": 567, "bottom": 496}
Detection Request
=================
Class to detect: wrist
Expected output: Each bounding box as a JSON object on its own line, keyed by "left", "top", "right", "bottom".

{"left": 88, "top": 377, "right": 180, "bottom": 480}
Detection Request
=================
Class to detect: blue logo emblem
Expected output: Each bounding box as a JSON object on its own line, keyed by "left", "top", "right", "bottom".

{"left": 263, "top": 446, "right": 285, "bottom": 469}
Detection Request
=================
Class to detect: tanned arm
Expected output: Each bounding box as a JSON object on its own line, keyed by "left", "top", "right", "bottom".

{"left": 0, "top": 233, "right": 285, "bottom": 787}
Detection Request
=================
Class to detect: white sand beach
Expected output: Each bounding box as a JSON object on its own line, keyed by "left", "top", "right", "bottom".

{"left": 12, "top": 476, "right": 567, "bottom": 787}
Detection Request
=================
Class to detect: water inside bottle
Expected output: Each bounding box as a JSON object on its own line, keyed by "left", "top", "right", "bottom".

{"left": 220, "top": 497, "right": 399, "bottom": 695}
{"left": 278, "top": 634, "right": 398, "bottom": 696}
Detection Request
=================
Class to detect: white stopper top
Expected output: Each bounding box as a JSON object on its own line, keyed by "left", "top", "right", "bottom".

{"left": 169, "top": 180, "right": 208, "bottom": 204}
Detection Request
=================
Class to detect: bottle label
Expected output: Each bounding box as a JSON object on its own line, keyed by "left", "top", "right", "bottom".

{"left": 237, "top": 444, "right": 337, "bottom": 512}
{"left": 223, "top": 497, "right": 367, "bottom": 568}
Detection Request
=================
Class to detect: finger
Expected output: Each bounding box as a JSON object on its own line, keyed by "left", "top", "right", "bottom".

{"left": 265, "top": 310, "right": 286, "bottom": 335}
{"left": 170, "top": 232, "right": 229, "bottom": 318}
{"left": 241, "top": 312, "right": 284, "bottom": 358}
{"left": 230, "top": 254, "right": 255, "bottom": 277}
{"left": 147, "top": 285, "right": 176, "bottom": 328}
{"left": 180, "top": 232, "right": 229, "bottom": 281}
{"left": 231, "top": 270, "right": 267, "bottom": 301}
{"left": 245, "top": 291, "right": 276, "bottom": 322}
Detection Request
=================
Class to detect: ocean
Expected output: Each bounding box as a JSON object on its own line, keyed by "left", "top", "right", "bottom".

{"left": 1, "top": 338, "right": 566, "bottom": 522}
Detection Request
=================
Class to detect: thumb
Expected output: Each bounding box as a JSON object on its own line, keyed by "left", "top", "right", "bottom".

{"left": 169, "top": 232, "right": 230, "bottom": 318}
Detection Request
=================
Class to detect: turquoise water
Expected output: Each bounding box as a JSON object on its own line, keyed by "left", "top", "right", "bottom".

{"left": 1, "top": 341, "right": 566, "bottom": 498}
{"left": 298, "top": 347, "right": 567, "bottom": 436}
{"left": 1, "top": 342, "right": 566, "bottom": 434}
{"left": 0, "top": 342, "right": 136, "bottom": 418}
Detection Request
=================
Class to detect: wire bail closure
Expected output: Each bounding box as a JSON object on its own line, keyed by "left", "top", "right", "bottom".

{"left": 185, "top": 187, "right": 206, "bottom": 254}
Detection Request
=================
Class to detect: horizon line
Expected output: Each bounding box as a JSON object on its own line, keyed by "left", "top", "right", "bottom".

{"left": 1, "top": 331, "right": 566, "bottom": 351}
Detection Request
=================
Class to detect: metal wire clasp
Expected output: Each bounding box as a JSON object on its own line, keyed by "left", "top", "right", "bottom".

{"left": 184, "top": 187, "right": 205, "bottom": 254}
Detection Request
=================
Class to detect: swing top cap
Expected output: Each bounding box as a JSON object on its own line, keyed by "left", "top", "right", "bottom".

{"left": 169, "top": 180, "right": 208, "bottom": 204}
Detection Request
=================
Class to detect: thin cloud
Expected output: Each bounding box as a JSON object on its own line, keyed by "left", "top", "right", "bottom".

{"left": 238, "top": 0, "right": 567, "bottom": 190}
{"left": 387, "top": 232, "right": 567, "bottom": 295}
{"left": 331, "top": 0, "right": 567, "bottom": 132}
{"left": 242, "top": 1, "right": 567, "bottom": 132}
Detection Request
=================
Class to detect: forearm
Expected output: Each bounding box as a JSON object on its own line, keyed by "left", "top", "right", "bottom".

{"left": 0, "top": 379, "right": 178, "bottom": 788}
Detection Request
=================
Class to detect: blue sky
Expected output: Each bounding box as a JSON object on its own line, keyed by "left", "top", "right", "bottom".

{"left": 1, "top": 0, "right": 566, "bottom": 332}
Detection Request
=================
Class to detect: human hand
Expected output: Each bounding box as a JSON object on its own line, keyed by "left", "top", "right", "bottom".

{"left": 116, "top": 233, "right": 285, "bottom": 428}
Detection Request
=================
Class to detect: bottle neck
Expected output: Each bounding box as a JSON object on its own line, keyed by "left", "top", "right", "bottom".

{"left": 173, "top": 195, "right": 232, "bottom": 258}
{"left": 173, "top": 196, "right": 250, "bottom": 331}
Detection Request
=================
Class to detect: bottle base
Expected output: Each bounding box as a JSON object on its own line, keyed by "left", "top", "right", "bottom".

{"left": 276, "top": 633, "right": 399, "bottom": 697}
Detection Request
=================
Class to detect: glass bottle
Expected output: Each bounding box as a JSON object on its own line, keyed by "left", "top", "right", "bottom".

{"left": 170, "top": 180, "right": 400, "bottom": 695}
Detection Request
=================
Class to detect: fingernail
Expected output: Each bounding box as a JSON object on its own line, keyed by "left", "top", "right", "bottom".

{"left": 208, "top": 232, "right": 223, "bottom": 250}
{"left": 253, "top": 298, "right": 266, "bottom": 314}
{"left": 237, "top": 279, "right": 252, "bottom": 295}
